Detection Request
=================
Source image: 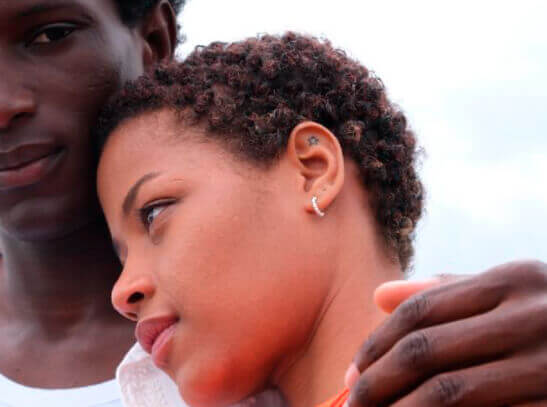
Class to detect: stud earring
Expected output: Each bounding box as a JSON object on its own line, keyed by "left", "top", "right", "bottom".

{"left": 311, "top": 196, "right": 325, "bottom": 217}
{"left": 308, "top": 135, "right": 319, "bottom": 146}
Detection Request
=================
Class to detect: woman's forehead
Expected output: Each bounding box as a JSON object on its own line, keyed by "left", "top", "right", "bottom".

{"left": 98, "top": 112, "right": 194, "bottom": 180}
{"left": 98, "top": 111, "right": 246, "bottom": 190}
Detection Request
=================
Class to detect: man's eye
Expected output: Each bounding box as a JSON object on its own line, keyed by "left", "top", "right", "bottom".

{"left": 29, "top": 24, "right": 76, "bottom": 45}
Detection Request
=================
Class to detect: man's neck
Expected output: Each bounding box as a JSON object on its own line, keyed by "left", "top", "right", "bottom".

{"left": 0, "top": 220, "right": 136, "bottom": 388}
{"left": 0, "top": 219, "right": 122, "bottom": 329}
{"left": 276, "top": 248, "right": 402, "bottom": 407}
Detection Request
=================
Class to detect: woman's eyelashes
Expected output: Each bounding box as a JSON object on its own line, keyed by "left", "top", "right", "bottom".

{"left": 27, "top": 23, "right": 77, "bottom": 46}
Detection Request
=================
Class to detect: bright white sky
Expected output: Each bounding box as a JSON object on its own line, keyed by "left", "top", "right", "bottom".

{"left": 178, "top": 0, "right": 547, "bottom": 279}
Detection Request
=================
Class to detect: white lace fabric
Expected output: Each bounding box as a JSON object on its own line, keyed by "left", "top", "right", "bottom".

{"left": 116, "top": 344, "right": 188, "bottom": 407}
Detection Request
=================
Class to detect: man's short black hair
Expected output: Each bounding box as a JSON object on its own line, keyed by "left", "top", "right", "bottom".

{"left": 115, "top": 0, "right": 186, "bottom": 25}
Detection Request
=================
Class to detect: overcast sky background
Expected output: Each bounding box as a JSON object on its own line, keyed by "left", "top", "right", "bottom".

{"left": 177, "top": 0, "right": 547, "bottom": 279}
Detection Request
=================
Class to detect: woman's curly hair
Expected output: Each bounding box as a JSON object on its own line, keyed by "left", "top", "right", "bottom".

{"left": 96, "top": 32, "right": 424, "bottom": 270}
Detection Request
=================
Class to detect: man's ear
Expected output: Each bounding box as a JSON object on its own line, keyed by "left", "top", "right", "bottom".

{"left": 287, "top": 121, "right": 345, "bottom": 216}
{"left": 139, "top": 0, "right": 178, "bottom": 70}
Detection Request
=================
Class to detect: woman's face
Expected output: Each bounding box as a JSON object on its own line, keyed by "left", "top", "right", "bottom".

{"left": 98, "top": 110, "right": 336, "bottom": 407}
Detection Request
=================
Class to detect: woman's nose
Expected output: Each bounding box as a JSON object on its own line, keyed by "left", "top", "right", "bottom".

{"left": 111, "top": 272, "right": 156, "bottom": 322}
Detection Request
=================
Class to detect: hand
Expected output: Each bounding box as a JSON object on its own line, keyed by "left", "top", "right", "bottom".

{"left": 345, "top": 260, "right": 547, "bottom": 407}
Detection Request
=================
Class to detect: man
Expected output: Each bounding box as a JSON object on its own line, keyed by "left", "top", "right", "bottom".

{"left": 0, "top": 1, "right": 544, "bottom": 406}
{"left": 0, "top": 2, "right": 181, "bottom": 406}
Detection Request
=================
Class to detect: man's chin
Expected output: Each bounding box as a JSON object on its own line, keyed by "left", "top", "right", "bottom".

{"left": 0, "top": 209, "right": 104, "bottom": 244}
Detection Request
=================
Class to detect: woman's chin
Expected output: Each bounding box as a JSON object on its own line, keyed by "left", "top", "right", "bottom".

{"left": 175, "top": 363, "right": 256, "bottom": 407}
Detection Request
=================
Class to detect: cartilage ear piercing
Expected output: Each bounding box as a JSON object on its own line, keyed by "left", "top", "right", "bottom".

{"left": 308, "top": 136, "right": 319, "bottom": 146}
{"left": 311, "top": 196, "right": 325, "bottom": 217}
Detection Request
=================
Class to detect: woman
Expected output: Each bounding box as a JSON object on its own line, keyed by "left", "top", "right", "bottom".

{"left": 95, "top": 32, "right": 422, "bottom": 406}
{"left": 94, "top": 32, "right": 545, "bottom": 407}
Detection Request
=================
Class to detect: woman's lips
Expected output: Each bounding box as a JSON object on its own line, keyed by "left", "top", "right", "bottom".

{"left": 136, "top": 316, "right": 179, "bottom": 367}
{"left": 0, "top": 144, "right": 64, "bottom": 190}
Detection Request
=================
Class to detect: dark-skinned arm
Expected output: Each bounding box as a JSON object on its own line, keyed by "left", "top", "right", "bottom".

{"left": 345, "top": 260, "right": 547, "bottom": 407}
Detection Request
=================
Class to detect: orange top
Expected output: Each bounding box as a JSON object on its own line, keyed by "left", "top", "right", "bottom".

{"left": 316, "top": 388, "right": 349, "bottom": 407}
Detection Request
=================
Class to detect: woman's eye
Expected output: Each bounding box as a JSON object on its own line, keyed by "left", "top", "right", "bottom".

{"left": 29, "top": 24, "right": 76, "bottom": 45}
{"left": 140, "top": 203, "right": 169, "bottom": 229}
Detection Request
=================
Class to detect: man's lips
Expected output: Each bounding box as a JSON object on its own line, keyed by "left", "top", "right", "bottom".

{"left": 0, "top": 144, "right": 61, "bottom": 171}
{"left": 136, "top": 316, "right": 179, "bottom": 361}
{"left": 0, "top": 144, "right": 65, "bottom": 190}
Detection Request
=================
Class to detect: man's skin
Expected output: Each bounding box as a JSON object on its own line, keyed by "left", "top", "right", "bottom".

{"left": 348, "top": 266, "right": 547, "bottom": 406}
{"left": 0, "top": 0, "right": 544, "bottom": 404}
{"left": 0, "top": 0, "right": 177, "bottom": 388}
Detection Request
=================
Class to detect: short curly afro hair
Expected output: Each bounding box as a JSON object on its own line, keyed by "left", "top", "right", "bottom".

{"left": 114, "top": 0, "right": 186, "bottom": 25}
{"left": 96, "top": 32, "right": 424, "bottom": 270}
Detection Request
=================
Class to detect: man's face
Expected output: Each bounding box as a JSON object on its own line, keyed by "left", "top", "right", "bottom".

{"left": 0, "top": 0, "right": 148, "bottom": 241}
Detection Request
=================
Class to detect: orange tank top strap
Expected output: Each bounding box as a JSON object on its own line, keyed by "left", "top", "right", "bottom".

{"left": 315, "top": 388, "right": 349, "bottom": 407}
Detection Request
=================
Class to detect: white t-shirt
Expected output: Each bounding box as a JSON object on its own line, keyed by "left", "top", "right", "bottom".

{"left": 0, "top": 344, "right": 187, "bottom": 407}
{"left": 0, "top": 373, "right": 122, "bottom": 407}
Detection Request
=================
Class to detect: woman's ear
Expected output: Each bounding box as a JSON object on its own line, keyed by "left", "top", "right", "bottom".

{"left": 138, "top": 0, "right": 178, "bottom": 70}
{"left": 287, "top": 121, "right": 345, "bottom": 217}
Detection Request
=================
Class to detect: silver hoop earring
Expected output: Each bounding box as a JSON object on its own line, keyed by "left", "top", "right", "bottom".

{"left": 311, "top": 196, "right": 326, "bottom": 217}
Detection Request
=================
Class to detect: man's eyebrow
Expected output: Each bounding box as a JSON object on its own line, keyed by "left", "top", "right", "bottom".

{"left": 16, "top": 2, "right": 80, "bottom": 18}
{"left": 122, "top": 173, "right": 161, "bottom": 216}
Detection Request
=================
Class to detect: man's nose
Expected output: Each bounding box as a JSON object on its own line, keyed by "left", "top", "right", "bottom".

{"left": 0, "top": 84, "right": 36, "bottom": 130}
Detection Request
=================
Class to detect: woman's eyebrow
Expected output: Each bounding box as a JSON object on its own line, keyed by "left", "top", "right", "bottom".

{"left": 122, "top": 172, "right": 161, "bottom": 216}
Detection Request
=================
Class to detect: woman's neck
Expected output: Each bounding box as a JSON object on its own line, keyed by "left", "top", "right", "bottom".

{"left": 276, "top": 240, "right": 402, "bottom": 406}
